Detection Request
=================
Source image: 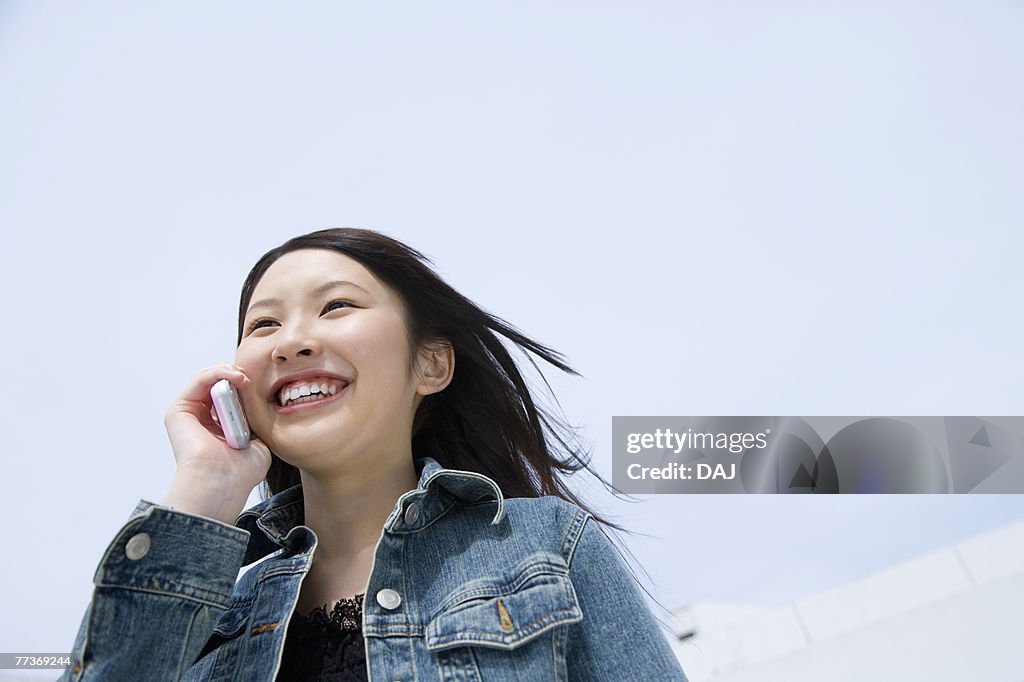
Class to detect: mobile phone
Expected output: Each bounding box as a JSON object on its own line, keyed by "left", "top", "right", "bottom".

{"left": 210, "top": 378, "right": 251, "bottom": 449}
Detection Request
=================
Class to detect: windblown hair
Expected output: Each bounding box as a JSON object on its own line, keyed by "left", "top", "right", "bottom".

{"left": 235, "top": 228, "right": 611, "bottom": 524}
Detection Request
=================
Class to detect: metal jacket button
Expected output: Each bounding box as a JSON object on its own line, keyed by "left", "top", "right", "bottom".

{"left": 125, "top": 533, "right": 151, "bottom": 560}
{"left": 376, "top": 588, "right": 402, "bottom": 610}
{"left": 403, "top": 503, "right": 420, "bottom": 524}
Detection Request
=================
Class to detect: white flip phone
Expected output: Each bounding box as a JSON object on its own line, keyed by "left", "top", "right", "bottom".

{"left": 210, "top": 378, "right": 251, "bottom": 450}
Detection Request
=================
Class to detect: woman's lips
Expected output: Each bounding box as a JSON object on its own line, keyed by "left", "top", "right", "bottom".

{"left": 272, "top": 382, "right": 351, "bottom": 415}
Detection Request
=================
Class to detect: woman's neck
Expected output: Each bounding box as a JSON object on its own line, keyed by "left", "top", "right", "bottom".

{"left": 298, "top": 453, "right": 420, "bottom": 563}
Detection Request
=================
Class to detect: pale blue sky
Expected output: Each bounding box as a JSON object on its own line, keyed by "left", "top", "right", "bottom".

{"left": 1, "top": 0, "right": 1022, "bottom": 657}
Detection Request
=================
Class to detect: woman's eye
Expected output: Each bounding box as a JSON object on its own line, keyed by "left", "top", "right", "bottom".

{"left": 323, "top": 299, "right": 353, "bottom": 313}
{"left": 244, "top": 301, "right": 352, "bottom": 335}
{"left": 246, "top": 318, "right": 277, "bottom": 333}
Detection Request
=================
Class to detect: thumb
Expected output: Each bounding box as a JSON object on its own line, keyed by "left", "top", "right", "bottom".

{"left": 244, "top": 437, "right": 274, "bottom": 468}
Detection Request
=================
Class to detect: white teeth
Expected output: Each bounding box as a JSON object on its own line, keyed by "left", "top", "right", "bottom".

{"left": 277, "top": 378, "right": 347, "bottom": 407}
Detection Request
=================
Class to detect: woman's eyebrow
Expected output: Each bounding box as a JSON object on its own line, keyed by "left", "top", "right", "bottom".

{"left": 246, "top": 280, "right": 369, "bottom": 314}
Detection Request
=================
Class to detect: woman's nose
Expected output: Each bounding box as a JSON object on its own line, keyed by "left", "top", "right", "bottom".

{"left": 272, "top": 327, "right": 323, "bottom": 363}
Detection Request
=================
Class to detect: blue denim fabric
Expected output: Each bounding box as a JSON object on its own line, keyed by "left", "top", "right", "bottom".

{"left": 61, "top": 457, "right": 687, "bottom": 681}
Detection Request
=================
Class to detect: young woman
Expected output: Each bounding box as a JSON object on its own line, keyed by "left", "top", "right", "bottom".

{"left": 61, "top": 228, "right": 687, "bottom": 681}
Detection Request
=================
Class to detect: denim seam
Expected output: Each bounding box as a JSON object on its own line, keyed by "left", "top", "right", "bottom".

{"left": 363, "top": 623, "right": 426, "bottom": 637}
{"left": 258, "top": 564, "right": 309, "bottom": 580}
{"left": 94, "top": 584, "right": 235, "bottom": 610}
{"left": 137, "top": 499, "right": 253, "bottom": 536}
{"left": 552, "top": 614, "right": 569, "bottom": 682}
{"left": 426, "top": 606, "right": 582, "bottom": 650}
{"left": 562, "top": 508, "right": 590, "bottom": 566}
{"left": 401, "top": 516, "right": 418, "bottom": 682}
{"left": 174, "top": 602, "right": 207, "bottom": 679}
{"left": 432, "top": 562, "right": 570, "bottom": 614}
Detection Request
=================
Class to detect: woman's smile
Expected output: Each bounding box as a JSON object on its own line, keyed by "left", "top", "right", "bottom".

{"left": 269, "top": 370, "right": 353, "bottom": 408}
{"left": 273, "top": 380, "right": 352, "bottom": 415}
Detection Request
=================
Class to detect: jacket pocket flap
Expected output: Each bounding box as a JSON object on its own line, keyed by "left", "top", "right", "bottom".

{"left": 425, "top": 572, "right": 582, "bottom": 652}
{"left": 211, "top": 599, "right": 252, "bottom": 637}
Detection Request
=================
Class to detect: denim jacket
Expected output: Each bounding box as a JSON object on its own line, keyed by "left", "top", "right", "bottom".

{"left": 61, "top": 457, "right": 687, "bottom": 681}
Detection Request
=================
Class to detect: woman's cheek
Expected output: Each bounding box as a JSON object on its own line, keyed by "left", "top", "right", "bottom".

{"left": 232, "top": 347, "right": 269, "bottom": 437}
{"left": 234, "top": 342, "right": 259, "bottom": 369}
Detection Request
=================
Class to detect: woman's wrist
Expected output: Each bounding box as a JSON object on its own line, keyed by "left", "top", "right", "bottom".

{"left": 161, "top": 468, "right": 252, "bottom": 525}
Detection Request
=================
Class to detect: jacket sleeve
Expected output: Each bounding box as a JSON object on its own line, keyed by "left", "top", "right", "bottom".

{"left": 565, "top": 515, "right": 688, "bottom": 681}
{"left": 59, "top": 500, "right": 250, "bottom": 682}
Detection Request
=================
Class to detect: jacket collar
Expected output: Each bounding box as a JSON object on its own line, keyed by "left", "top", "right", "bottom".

{"left": 234, "top": 456, "right": 505, "bottom": 565}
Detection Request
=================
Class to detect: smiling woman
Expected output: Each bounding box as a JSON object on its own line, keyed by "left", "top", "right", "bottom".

{"left": 236, "top": 249, "right": 432, "bottom": 489}
{"left": 59, "top": 228, "right": 688, "bottom": 682}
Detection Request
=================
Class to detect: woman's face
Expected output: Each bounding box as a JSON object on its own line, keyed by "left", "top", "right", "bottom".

{"left": 235, "top": 248, "right": 426, "bottom": 473}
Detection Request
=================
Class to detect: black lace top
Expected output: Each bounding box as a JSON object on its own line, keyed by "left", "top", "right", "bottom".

{"left": 277, "top": 593, "right": 368, "bottom": 681}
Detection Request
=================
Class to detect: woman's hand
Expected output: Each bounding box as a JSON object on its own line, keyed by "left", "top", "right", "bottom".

{"left": 161, "top": 363, "right": 273, "bottom": 524}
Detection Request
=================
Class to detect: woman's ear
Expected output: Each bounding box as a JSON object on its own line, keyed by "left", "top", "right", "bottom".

{"left": 415, "top": 341, "right": 455, "bottom": 396}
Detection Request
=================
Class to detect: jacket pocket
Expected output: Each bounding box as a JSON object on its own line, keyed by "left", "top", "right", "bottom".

{"left": 192, "top": 598, "right": 252, "bottom": 664}
{"left": 425, "top": 567, "right": 582, "bottom": 652}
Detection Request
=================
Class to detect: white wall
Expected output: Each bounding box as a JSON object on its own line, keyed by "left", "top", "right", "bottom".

{"left": 674, "top": 520, "right": 1024, "bottom": 682}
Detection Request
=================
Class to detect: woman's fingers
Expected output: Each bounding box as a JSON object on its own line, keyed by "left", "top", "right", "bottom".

{"left": 161, "top": 365, "right": 272, "bottom": 517}
{"left": 175, "top": 363, "right": 251, "bottom": 405}
{"left": 164, "top": 363, "right": 256, "bottom": 462}
{"left": 244, "top": 437, "right": 273, "bottom": 466}
{"left": 166, "top": 363, "right": 249, "bottom": 425}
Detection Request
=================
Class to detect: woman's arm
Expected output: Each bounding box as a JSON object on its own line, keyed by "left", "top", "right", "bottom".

{"left": 566, "top": 516, "right": 688, "bottom": 681}
{"left": 59, "top": 501, "right": 250, "bottom": 681}
{"left": 59, "top": 364, "right": 269, "bottom": 680}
